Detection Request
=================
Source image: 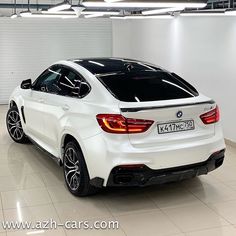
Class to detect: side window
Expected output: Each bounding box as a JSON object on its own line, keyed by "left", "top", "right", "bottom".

{"left": 79, "top": 80, "right": 91, "bottom": 98}
{"left": 58, "top": 67, "right": 91, "bottom": 98}
{"left": 33, "top": 66, "right": 62, "bottom": 94}
{"left": 57, "top": 69, "right": 82, "bottom": 97}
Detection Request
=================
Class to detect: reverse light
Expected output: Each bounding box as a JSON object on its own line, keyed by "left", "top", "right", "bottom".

{"left": 200, "top": 105, "right": 220, "bottom": 125}
{"left": 96, "top": 114, "right": 154, "bottom": 134}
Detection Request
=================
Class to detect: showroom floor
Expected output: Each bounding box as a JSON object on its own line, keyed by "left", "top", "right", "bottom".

{"left": 1, "top": 105, "right": 236, "bottom": 236}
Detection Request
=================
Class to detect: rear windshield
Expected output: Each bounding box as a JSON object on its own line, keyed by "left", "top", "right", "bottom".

{"left": 97, "top": 71, "right": 199, "bottom": 102}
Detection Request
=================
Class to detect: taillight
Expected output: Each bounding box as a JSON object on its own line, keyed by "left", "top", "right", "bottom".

{"left": 96, "top": 114, "right": 154, "bottom": 134}
{"left": 200, "top": 105, "right": 220, "bottom": 125}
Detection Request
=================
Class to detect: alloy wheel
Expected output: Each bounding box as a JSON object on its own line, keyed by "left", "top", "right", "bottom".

{"left": 64, "top": 147, "right": 81, "bottom": 191}
{"left": 7, "top": 110, "right": 24, "bottom": 141}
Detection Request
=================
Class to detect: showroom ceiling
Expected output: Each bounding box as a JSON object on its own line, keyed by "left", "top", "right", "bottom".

{"left": 0, "top": 0, "right": 235, "bottom": 17}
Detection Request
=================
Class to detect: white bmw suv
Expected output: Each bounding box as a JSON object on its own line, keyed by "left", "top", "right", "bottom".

{"left": 6, "top": 58, "right": 226, "bottom": 196}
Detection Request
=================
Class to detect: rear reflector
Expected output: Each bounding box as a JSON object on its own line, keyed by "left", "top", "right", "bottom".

{"left": 118, "top": 164, "right": 145, "bottom": 169}
{"left": 96, "top": 114, "right": 154, "bottom": 134}
{"left": 200, "top": 105, "right": 220, "bottom": 124}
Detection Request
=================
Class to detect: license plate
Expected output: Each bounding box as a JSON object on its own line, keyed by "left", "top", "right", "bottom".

{"left": 157, "top": 120, "right": 195, "bottom": 134}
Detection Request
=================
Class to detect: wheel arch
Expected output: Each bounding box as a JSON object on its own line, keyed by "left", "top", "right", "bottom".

{"left": 61, "top": 132, "right": 93, "bottom": 178}
{"left": 61, "top": 133, "right": 85, "bottom": 163}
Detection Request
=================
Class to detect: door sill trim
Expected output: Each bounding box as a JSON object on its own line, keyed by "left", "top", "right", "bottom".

{"left": 27, "top": 136, "right": 62, "bottom": 166}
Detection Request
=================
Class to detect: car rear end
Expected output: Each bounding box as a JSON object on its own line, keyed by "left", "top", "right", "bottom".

{"left": 107, "top": 99, "right": 225, "bottom": 186}
{"left": 74, "top": 59, "right": 226, "bottom": 187}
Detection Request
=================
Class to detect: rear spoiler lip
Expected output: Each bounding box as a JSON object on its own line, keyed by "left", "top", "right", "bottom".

{"left": 120, "top": 100, "right": 215, "bottom": 113}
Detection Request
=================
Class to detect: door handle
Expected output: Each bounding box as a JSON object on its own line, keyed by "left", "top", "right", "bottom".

{"left": 62, "top": 105, "right": 70, "bottom": 111}
{"left": 38, "top": 98, "right": 44, "bottom": 103}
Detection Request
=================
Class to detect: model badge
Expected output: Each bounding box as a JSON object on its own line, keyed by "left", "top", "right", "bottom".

{"left": 176, "top": 111, "right": 183, "bottom": 118}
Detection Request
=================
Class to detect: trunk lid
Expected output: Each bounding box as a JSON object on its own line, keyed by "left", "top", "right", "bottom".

{"left": 119, "top": 94, "right": 216, "bottom": 148}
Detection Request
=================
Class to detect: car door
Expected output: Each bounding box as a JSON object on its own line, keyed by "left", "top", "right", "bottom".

{"left": 41, "top": 66, "right": 86, "bottom": 155}
{"left": 23, "top": 65, "right": 63, "bottom": 152}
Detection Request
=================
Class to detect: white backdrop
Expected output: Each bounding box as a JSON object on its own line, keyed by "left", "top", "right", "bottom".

{"left": 112, "top": 16, "right": 236, "bottom": 142}
{"left": 1, "top": 16, "right": 236, "bottom": 141}
{"left": 0, "top": 18, "right": 112, "bottom": 104}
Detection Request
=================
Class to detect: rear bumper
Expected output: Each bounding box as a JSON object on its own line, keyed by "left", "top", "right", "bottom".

{"left": 106, "top": 149, "right": 225, "bottom": 187}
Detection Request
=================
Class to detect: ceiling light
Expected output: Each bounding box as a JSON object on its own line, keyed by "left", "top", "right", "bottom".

{"left": 105, "top": 0, "right": 124, "bottom": 2}
{"left": 225, "top": 10, "right": 236, "bottom": 16}
{"left": 142, "top": 7, "right": 184, "bottom": 15}
{"left": 48, "top": 1, "right": 71, "bottom": 12}
{"left": 20, "top": 12, "right": 77, "bottom": 18}
{"left": 42, "top": 7, "right": 84, "bottom": 17}
{"left": 82, "top": 1, "right": 207, "bottom": 8}
{"left": 81, "top": 11, "right": 120, "bottom": 15}
{"left": 41, "top": 10, "right": 76, "bottom": 15}
{"left": 111, "top": 15, "right": 173, "bottom": 19}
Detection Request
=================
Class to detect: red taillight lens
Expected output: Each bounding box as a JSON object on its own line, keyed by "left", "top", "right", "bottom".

{"left": 200, "top": 105, "right": 220, "bottom": 125}
{"left": 96, "top": 114, "right": 154, "bottom": 134}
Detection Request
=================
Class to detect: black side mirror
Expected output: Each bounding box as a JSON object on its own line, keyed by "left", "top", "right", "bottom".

{"left": 21, "top": 79, "right": 32, "bottom": 89}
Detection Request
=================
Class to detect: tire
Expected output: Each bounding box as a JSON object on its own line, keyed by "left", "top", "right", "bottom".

{"left": 6, "top": 106, "right": 29, "bottom": 144}
{"left": 63, "top": 141, "right": 99, "bottom": 196}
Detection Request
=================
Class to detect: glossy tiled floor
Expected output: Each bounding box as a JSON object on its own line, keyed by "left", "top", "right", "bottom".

{"left": 1, "top": 105, "right": 236, "bottom": 236}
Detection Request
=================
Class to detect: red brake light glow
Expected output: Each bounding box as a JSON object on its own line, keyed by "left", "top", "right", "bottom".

{"left": 96, "top": 114, "right": 154, "bottom": 134}
{"left": 200, "top": 105, "right": 220, "bottom": 125}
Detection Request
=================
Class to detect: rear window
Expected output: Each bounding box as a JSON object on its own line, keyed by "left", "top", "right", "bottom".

{"left": 97, "top": 71, "right": 199, "bottom": 102}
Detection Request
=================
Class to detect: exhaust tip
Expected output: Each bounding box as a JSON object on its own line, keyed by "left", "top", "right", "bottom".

{"left": 114, "top": 174, "right": 133, "bottom": 184}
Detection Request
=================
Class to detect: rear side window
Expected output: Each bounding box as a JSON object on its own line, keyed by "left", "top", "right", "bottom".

{"left": 57, "top": 69, "right": 82, "bottom": 97}
{"left": 97, "top": 71, "right": 199, "bottom": 102}
{"left": 58, "top": 67, "right": 91, "bottom": 98}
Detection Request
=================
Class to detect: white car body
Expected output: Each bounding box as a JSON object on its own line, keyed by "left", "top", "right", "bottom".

{"left": 8, "top": 58, "right": 226, "bottom": 188}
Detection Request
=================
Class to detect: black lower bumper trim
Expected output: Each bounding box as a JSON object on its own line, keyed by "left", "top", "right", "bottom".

{"left": 107, "top": 149, "right": 225, "bottom": 187}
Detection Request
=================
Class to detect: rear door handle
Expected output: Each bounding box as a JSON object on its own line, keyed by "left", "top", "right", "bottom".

{"left": 62, "top": 105, "right": 70, "bottom": 111}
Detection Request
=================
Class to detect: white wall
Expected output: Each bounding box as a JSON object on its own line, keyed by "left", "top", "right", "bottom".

{"left": 0, "top": 18, "right": 112, "bottom": 104}
{"left": 112, "top": 16, "right": 236, "bottom": 142}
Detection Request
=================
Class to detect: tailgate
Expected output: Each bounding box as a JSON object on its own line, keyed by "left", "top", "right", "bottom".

{"left": 120, "top": 96, "right": 216, "bottom": 148}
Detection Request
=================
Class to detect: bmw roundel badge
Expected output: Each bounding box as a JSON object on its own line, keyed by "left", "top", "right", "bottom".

{"left": 176, "top": 111, "right": 183, "bottom": 118}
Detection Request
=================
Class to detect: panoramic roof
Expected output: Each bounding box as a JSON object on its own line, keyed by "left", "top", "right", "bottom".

{"left": 70, "top": 58, "right": 161, "bottom": 75}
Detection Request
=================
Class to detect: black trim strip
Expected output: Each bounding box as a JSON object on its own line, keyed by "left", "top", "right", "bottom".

{"left": 21, "top": 106, "right": 26, "bottom": 124}
{"left": 27, "top": 136, "right": 62, "bottom": 166}
{"left": 120, "top": 100, "right": 215, "bottom": 113}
